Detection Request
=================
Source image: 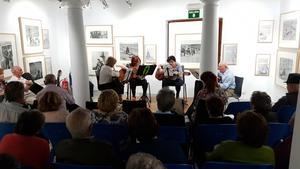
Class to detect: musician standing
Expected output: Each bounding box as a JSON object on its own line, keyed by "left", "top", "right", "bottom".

{"left": 128, "top": 55, "right": 148, "bottom": 100}
{"left": 161, "top": 56, "right": 184, "bottom": 99}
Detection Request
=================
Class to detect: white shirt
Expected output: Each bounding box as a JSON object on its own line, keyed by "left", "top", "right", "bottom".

{"left": 99, "top": 65, "right": 119, "bottom": 85}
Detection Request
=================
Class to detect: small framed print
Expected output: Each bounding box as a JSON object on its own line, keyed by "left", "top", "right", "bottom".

{"left": 42, "top": 29, "right": 50, "bottom": 49}
{"left": 255, "top": 54, "right": 270, "bottom": 76}
{"left": 86, "top": 46, "right": 113, "bottom": 75}
{"left": 23, "top": 55, "right": 46, "bottom": 81}
{"left": 85, "top": 25, "right": 113, "bottom": 45}
{"left": 279, "top": 11, "right": 300, "bottom": 48}
{"left": 144, "top": 44, "right": 156, "bottom": 64}
{"left": 0, "top": 33, "right": 18, "bottom": 77}
{"left": 257, "top": 20, "right": 274, "bottom": 43}
{"left": 222, "top": 44, "right": 238, "bottom": 65}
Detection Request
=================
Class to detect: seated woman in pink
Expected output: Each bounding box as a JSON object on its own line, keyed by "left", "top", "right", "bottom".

{"left": 0, "top": 111, "right": 50, "bottom": 169}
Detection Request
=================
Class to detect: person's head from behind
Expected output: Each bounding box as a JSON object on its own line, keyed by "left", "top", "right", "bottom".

{"left": 105, "top": 56, "right": 117, "bottom": 67}
{"left": 38, "top": 91, "right": 62, "bottom": 112}
{"left": 237, "top": 111, "right": 268, "bottom": 148}
{"left": 66, "top": 107, "right": 92, "bottom": 138}
{"left": 44, "top": 74, "right": 56, "bottom": 85}
{"left": 167, "top": 56, "right": 176, "bottom": 68}
{"left": 5, "top": 81, "right": 24, "bottom": 104}
{"left": 14, "top": 110, "right": 45, "bottom": 136}
{"left": 156, "top": 88, "right": 175, "bottom": 112}
{"left": 0, "top": 154, "right": 18, "bottom": 169}
{"left": 206, "top": 96, "right": 224, "bottom": 117}
{"left": 250, "top": 91, "right": 271, "bottom": 115}
{"left": 126, "top": 152, "right": 165, "bottom": 169}
{"left": 131, "top": 55, "right": 141, "bottom": 66}
{"left": 218, "top": 62, "right": 228, "bottom": 73}
{"left": 286, "top": 73, "right": 300, "bottom": 93}
{"left": 200, "top": 71, "right": 218, "bottom": 92}
{"left": 11, "top": 66, "right": 23, "bottom": 78}
{"left": 98, "top": 89, "right": 119, "bottom": 114}
{"left": 128, "top": 108, "right": 159, "bottom": 142}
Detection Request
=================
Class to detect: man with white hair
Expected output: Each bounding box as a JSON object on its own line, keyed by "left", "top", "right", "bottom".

{"left": 55, "top": 107, "right": 117, "bottom": 166}
{"left": 217, "top": 63, "right": 236, "bottom": 97}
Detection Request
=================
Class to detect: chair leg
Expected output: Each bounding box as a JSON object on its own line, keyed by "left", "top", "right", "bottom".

{"left": 148, "top": 83, "right": 151, "bottom": 103}
{"left": 183, "top": 83, "right": 187, "bottom": 103}
{"left": 126, "top": 83, "right": 131, "bottom": 100}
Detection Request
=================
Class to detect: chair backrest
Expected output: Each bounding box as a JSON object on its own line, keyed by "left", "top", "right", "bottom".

{"left": 234, "top": 76, "right": 244, "bottom": 98}
{"left": 154, "top": 114, "right": 185, "bottom": 126}
{"left": 202, "top": 161, "right": 274, "bottom": 169}
{"left": 277, "top": 105, "right": 296, "bottom": 123}
{"left": 51, "top": 163, "right": 113, "bottom": 169}
{"left": 0, "top": 123, "right": 15, "bottom": 139}
{"left": 224, "top": 101, "right": 251, "bottom": 116}
{"left": 42, "top": 123, "right": 72, "bottom": 148}
{"left": 158, "top": 126, "right": 189, "bottom": 144}
{"left": 194, "top": 80, "right": 203, "bottom": 99}
{"left": 268, "top": 123, "right": 291, "bottom": 147}
{"left": 165, "top": 163, "right": 194, "bottom": 169}
{"left": 122, "top": 100, "right": 147, "bottom": 114}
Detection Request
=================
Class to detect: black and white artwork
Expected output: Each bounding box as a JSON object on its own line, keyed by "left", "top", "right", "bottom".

{"left": 0, "top": 33, "right": 18, "bottom": 77}
{"left": 19, "top": 17, "right": 43, "bottom": 54}
{"left": 85, "top": 25, "right": 113, "bottom": 44}
{"left": 276, "top": 50, "right": 297, "bottom": 87}
{"left": 86, "top": 46, "right": 113, "bottom": 75}
{"left": 120, "top": 43, "right": 138, "bottom": 62}
{"left": 29, "top": 61, "right": 43, "bottom": 80}
{"left": 255, "top": 54, "right": 270, "bottom": 76}
{"left": 180, "top": 43, "right": 201, "bottom": 62}
{"left": 144, "top": 44, "right": 156, "bottom": 64}
{"left": 45, "top": 57, "right": 52, "bottom": 74}
{"left": 279, "top": 57, "right": 293, "bottom": 80}
{"left": 257, "top": 20, "right": 274, "bottom": 43}
{"left": 279, "top": 11, "right": 300, "bottom": 48}
{"left": 223, "top": 44, "right": 238, "bottom": 65}
{"left": 282, "top": 19, "right": 297, "bottom": 40}
{"left": 43, "top": 29, "right": 50, "bottom": 49}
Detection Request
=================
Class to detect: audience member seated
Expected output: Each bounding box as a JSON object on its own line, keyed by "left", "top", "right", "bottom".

{"left": 154, "top": 88, "right": 184, "bottom": 126}
{"left": 251, "top": 91, "right": 278, "bottom": 122}
{"left": 274, "top": 129, "right": 292, "bottom": 169}
{"left": 217, "top": 63, "right": 236, "bottom": 97}
{"left": 121, "top": 108, "right": 187, "bottom": 163}
{"left": 38, "top": 91, "right": 69, "bottom": 123}
{"left": 272, "top": 73, "right": 300, "bottom": 112}
{"left": 126, "top": 152, "right": 165, "bottom": 169}
{"left": 55, "top": 107, "right": 118, "bottom": 166}
{"left": 0, "top": 154, "right": 18, "bottom": 169}
{"left": 206, "top": 111, "right": 275, "bottom": 165}
{"left": 0, "top": 81, "right": 29, "bottom": 122}
{"left": 36, "top": 74, "right": 75, "bottom": 111}
{"left": 0, "top": 110, "right": 50, "bottom": 169}
{"left": 204, "top": 96, "right": 234, "bottom": 124}
{"left": 92, "top": 89, "right": 127, "bottom": 125}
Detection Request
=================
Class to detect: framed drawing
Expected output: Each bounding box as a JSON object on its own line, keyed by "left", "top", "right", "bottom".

{"left": 45, "top": 57, "right": 52, "bottom": 74}
{"left": 144, "top": 44, "right": 156, "bottom": 64}
{"left": 222, "top": 44, "right": 238, "bottom": 65}
{"left": 42, "top": 29, "right": 50, "bottom": 49}
{"left": 0, "top": 33, "right": 18, "bottom": 77}
{"left": 18, "top": 17, "right": 43, "bottom": 54}
{"left": 275, "top": 50, "right": 298, "bottom": 87}
{"left": 255, "top": 54, "right": 270, "bottom": 76}
{"left": 279, "top": 11, "right": 300, "bottom": 48}
{"left": 85, "top": 25, "right": 113, "bottom": 45}
{"left": 23, "top": 56, "right": 46, "bottom": 81}
{"left": 175, "top": 33, "right": 201, "bottom": 68}
{"left": 86, "top": 46, "right": 113, "bottom": 75}
{"left": 114, "top": 36, "right": 144, "bottom": 64}
{"left": 257, "top": 20, "right": 274, "bottom": 43}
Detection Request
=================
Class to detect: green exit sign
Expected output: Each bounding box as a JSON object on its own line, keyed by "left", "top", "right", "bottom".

{"left": 188, "top": 10, "right": 200, "bottom": 18}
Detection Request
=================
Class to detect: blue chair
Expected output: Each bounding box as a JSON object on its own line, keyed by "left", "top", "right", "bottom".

{"left": 201, "top": 161, "right": 273, "bottom": 169}
{"left": 277, "top": 105, "right": 296, "bottom": 123}
{"left": 158, "top": 126, "right": 189, "bottom": 144}
{"left": 42, "top": 123, "right": 72, "bottom": 148}
{"left": 224, "top": 101, "right": 251, "bottom": 116}
{"left": 51, "top": 163, "right": 113, "bottom": 169}
{"left": 165, "top": 163, "right": 194, "bottom": 169}
{"left": 268, "top": 123, "right": 291, "bottom": 147}
{"left": 0, "top": 123, "right": 15, "bottom": 139}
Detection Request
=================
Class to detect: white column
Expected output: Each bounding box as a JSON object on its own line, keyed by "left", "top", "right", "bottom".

{"left": 199, "top": 0, "right": 219, "bottom": 75}
{"left": 63, "top": 0, "right": 90, "bottom": 107}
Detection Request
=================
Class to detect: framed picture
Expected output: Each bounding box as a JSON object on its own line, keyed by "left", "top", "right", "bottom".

{"left": 175, "top": 33, "right": 201, "bottom": 68}
{"left": 255, "top": 54, "right": 271, "bottom": 76}
{"left": 45, "top": 57, "right": 52, "bottom": 74}
{"left": 114, "top": 36, "right": 144, "bottom": 64}
{"left": 279, "top": 11, "right": 300, "bottom": 48}
{"left": 18, "top": 17, "right": 43, "bottom": 54}
{"left": 86, "top": 46, "right": 113, "bottom": 75}
{"left": 85, "top": 25, "right": 113, "bottom": 45}
{"left": 23, "top": 56, "right": 46, "bottom": 81}
{"left": 275, "top": 50, "right": 298, "bottom": 87}
{"left": 144, "top": 44, "right": 156, "bottom": 64}
{"left": 0, "top": 33, "right": 18, "bottom": 77}
{"left": 42, "top": 29, "right": 50, "bottom": 49}
{"left": 222, "top": 44, "right": 238, "bottom": 65}
{"left": 257, "top": 20, "right": 274, "bottom": 43}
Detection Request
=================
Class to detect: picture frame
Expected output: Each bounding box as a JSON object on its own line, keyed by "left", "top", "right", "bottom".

{"left": 0, "top": 33, "right": 18, "bottom": 77}
{"left": 45, "top": 57, "right": 52, "bottom": 74}
{"left": 23, "top": 55, "right": 46, "bottom": 81}
{"left": 255, "top": 54, "right": 271, "bottom": 76}
{"left": 85, "top": 25, "right": 113, "bottom": 45}
{"left": 279, "top": 11, "right": 300, "bottom": 48}
{"left": 175, "top": 33, "right": 201, "bottom": 69}
{"left": 144, "top": 44, "right": 157, "bottom": 64}
{"left": 222, "top": 44, "right": 238, "bottom": 65}
{"left": 18, "top": 17, "right": 43, "bottom": 54}
{"left": 114, "top": 36, "right": 144, "bottom": 64}
{"left": 257, "top": 20, "right": 274, "bottom": 43}
{"left": 86, "top": 46, "right": 114, "bottom": 75}
{"left": 275, "top": 50, "right": 298, "bottom": 88}
{"left": 42, "top": 29, "right": 50, "bottom": 49}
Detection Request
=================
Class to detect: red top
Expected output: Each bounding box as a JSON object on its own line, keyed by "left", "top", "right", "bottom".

{"left": 0, "top": 133, "right": 50, "bottom": 169}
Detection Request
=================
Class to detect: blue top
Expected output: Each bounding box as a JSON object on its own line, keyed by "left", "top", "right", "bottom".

{"left": 218, "top": 69, "right": 236, "bottom": 90}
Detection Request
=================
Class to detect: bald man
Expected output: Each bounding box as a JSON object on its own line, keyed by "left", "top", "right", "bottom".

{"left": 9, "top": 66, "right": 32, "bottom": 92}
{"left": 218, "top": 63, "right": 236, "bottom": 97}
